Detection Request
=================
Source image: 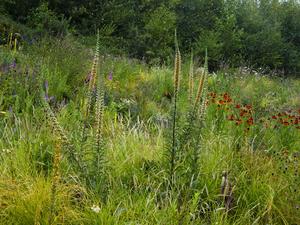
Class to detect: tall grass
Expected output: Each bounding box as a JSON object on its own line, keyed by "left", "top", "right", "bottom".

{"left": 49, "top": 142, "right": 61, "bottom": 224}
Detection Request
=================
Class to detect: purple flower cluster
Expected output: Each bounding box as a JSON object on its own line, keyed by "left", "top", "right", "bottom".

{"left": 44, "top": 80, "right": 54, "bottom": 102}
{"left": 108, "top": 71, "right": 113, "bottom": 81}
{"left": 9, "top": 59, "right": 16, "bottom": 69}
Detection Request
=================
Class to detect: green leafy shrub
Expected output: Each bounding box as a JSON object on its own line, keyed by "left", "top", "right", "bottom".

{"left": 27, "top": 2, "right": 70, "bottom": 37}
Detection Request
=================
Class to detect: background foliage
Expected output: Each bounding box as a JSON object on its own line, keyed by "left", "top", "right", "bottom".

{"left": 1, "top": 0, "right": 300, "bottom": 74}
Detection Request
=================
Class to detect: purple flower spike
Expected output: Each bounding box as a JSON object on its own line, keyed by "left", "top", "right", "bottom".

{"left": 108, "top": 71, "right": 113, "bottom": 81}
{"left": 44, "top": 80, "right": 49, "bottom": 101}
{"left": 44, "top": 94, "right": 49, "bottom": 101}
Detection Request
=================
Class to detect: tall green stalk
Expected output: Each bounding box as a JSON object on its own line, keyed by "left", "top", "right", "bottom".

{"left": 169, "top": 32, "right": 181, "bottom": 188}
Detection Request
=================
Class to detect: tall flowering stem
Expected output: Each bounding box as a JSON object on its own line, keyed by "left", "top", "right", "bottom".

{"left": 194, "top": 49, "right": 208, "bottom": 115}
{"left": 88, "top": 30, "right": 100, "bottom": 91}
{"left": 188, "top": 50, "right": 194, "bottom": 105}
{"left": 81, "top": 30, "right": 100, "bottom": 147}
{"left": 93, "top": 72, "right": 105, "bottom": 180}
{"left": 40, "top": 87, "right": 87, "bottom": 177}
{"left": 85, "top": 30, "right": 100, "bottom": 120}
{"left": 198, "top": 48, "right": 209, "bottom": 121}
{"left": 194, "top": 71, "right": 205, "bottom": 109}
{"left": 169, "top": 32, "right": 181, "bottom": 188}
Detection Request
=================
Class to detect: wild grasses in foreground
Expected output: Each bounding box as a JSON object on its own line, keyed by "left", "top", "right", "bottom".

{"left": 49, "top": 142, "right": 61, "bottom": 224}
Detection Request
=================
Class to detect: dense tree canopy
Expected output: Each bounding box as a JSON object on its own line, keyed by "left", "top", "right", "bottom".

{"left": 1, "top": 0, "right": 300, "bottom": 74}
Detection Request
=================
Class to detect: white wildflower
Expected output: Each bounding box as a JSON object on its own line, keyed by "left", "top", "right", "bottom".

{"left": 2, "top": 149, "right": 11, "bottom": 153}
{"left": 91, "top": 205, "right": 101, "bottom": 213}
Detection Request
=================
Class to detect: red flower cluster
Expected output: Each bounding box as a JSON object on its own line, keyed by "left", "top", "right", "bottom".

{"left": 268, "top": 110, "right": 300, "bottom": 129}
{"left": 207, "top": 92, "right": 233, "bottom": 110}
{"left": 207, "top": 91, "right": 300, "bottom": 132}
{"left": 207, "top": 92, "right": 254, "bottom": 130}
{"left": 222, "top": 93, "right": 233, "bottom": 103}
{"left": 228, "top": 104, "right": 254, "bottom": 128}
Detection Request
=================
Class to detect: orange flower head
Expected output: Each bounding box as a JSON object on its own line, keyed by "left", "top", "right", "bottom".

{"left": 228, "top": 114, "right": 235, "bottom": 121}
{"left": 247, "top": 117, "right": 254, "bottom": 125}
{"left": 223, "top": 93, "right": 230, "bottom": 100}
{"left": 235, "top": 119, "right": 242, "bottom": 125}
{"left": 245, "top": 104, "right": 252, "bottom": 110}
{"left": 283, "top": 121, "right": 289, "bottom": 126}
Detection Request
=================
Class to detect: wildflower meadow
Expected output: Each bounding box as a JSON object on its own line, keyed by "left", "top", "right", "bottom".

{"left": 1, "top": 1, "right": 300, "bottom": 224}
